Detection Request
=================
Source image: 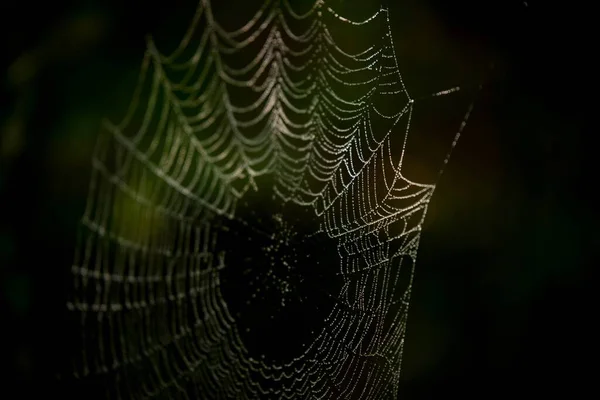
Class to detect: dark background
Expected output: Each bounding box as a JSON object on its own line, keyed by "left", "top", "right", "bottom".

{"left": 0, "top": 0, "right": 594, "bottom": 398}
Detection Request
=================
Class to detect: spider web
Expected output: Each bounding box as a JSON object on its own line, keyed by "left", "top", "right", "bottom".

{"left": 65, "top": 0, "right": 472, "bottom": 398}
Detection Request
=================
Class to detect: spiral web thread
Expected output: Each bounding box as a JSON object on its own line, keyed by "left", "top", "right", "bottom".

{"left": 66, "top": 0, "right": 470, "bottom": 398}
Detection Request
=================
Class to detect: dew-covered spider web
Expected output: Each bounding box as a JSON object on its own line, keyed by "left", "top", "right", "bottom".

{"left": 66, "top": 0, "right": 472, "bottom": 398}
